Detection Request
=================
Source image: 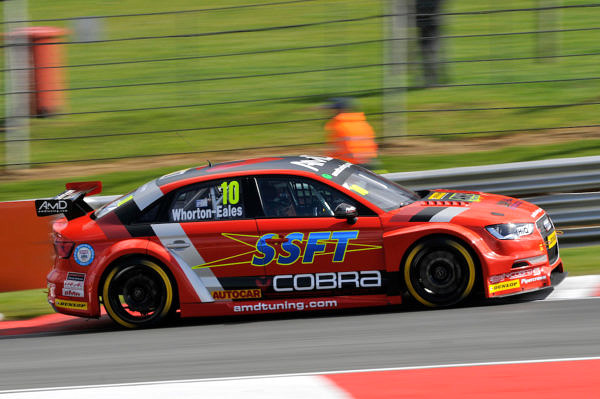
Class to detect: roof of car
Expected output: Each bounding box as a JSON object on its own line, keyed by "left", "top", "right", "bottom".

{"left": 156, "top": 155, "right": 348, "bottom": 186}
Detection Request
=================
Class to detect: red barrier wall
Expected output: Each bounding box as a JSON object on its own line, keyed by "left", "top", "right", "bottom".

{"left": 0, "top": 201, "right": 54, "bottom": 292}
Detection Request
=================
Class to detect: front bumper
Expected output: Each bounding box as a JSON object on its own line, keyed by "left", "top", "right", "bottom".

{"left": 550, "top": 267, "right": 568, "bottom": 287}
{"left": 486, "top": 259, "right": 565, "bottom": 298}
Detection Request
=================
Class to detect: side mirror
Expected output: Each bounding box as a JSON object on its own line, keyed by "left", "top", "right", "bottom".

{"left": 334, "top": 203, "right": 358, "bottom": 224}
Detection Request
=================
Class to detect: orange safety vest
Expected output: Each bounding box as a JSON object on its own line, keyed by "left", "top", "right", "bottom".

{"left": 325, "top": 112, "right": 378, "bottom": 164}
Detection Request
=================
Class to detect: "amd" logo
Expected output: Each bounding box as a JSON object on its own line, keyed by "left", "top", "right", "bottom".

{"left": 37, "top": 200, "right": 68, "bottom": 212}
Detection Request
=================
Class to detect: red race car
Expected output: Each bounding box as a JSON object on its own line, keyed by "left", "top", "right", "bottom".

{"left": 37, "top": 155, "right": 565, "bottom": 328}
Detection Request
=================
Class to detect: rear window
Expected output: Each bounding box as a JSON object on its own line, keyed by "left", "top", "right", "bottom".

{"left": 94, "top": 191, "right": 134, "bottom": 219}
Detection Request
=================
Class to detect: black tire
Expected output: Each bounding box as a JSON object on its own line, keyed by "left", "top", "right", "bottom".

{"left": 102, "top": 258, "right": 176, "bottom": 328}
{"left": 403, "top": 238, "right": 476, "bottom": 307}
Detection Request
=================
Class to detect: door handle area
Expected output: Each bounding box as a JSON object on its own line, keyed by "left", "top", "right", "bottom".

{"left": 166, "top": 240, "right": 190, "bottom": 250}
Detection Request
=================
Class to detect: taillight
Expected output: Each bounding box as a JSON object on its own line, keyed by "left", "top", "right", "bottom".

{"left": 54, "top": 240, "right": 75, "bottom": 258}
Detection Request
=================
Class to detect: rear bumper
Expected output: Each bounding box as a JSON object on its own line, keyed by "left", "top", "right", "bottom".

{"left": 47, "top": 268, "right": 101, "bottom": 318}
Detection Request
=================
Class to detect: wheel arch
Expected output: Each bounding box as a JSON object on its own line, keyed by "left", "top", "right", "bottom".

{"left": 385, "top": 224, "right": 489, "bottom": 277}
{"left": 400, "top": 233, "right": 482, "bottom": 275}
{"left": 97, "top": 253, "right": 180, "bottom": 310}
{"left": 399, "top": 232, "right": 485, "bottom": 304}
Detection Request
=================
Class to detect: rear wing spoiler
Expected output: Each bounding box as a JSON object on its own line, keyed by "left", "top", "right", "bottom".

{"left": 35, "top": 181, "right": 102, "bottom": 220}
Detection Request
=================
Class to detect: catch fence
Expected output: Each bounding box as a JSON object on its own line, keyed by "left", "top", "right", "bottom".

{"left": 1, "top": 0, "right": 599, "bottom": 167}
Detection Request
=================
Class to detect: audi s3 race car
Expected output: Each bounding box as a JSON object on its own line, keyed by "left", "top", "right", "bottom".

{"left": 36, "top": 155, "right": 566, "bottom": 328}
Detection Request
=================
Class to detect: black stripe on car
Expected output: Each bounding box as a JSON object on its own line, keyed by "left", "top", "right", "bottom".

{"left": 125, "top": 224, "right": 155, "bottom": 238}
{"left": 409, "top": 207, "right": 448, "bottom": 222}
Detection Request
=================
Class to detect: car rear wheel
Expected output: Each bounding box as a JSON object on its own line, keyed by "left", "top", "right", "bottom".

{"left": 403, "top": 238, "right": 476, "bottom": 307}
{"left": 102, "top": 258, "right": 175, "bottom": 328}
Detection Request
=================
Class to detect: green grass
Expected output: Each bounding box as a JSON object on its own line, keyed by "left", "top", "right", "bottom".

{"left": 3, "top": 138, "right": 600, "bottom": 201}
{"left": 0, "top": 164, "right": 193, "bottom": 201}
{"left": 559, "top": 245, "right": 600, "bottom": 277}
{"left": 1, "top": 0, "right": 599, "bottom": 171}
{"left": 0, "top": 289, "right": 52, "bottom": 320}
{"left": 1, "top": 245, "right": 597, "bottom": 320}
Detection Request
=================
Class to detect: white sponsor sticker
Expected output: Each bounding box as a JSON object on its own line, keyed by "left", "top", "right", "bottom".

{"left": 273, "top": 271, "right": 381, "bottom": 292}
{"left": 196, "top": 198, "right": 209, "bottom": 208}
{"left": 290, "top": 155, "right": 332, "bottom": 172}
{"left": 521, "top": 276, "right": 547, "bottom": 285}
{"left": 233, "top": 299, "right": 338, "bottom": 313}
{"left": 37, "top": 200, "right": 69, "bottom": 214}
{"left": 62, "top": 272, "right": 85, "bottom": 297}
{"left": 62, "top": 288, "right": 84, "bottom": 298}
{"left": 171, "top": 205, "right": 243, "bottom": 222}
{"left": 531, "top": 208, "right": 544, "bottom": 219}
{"left": 489, "top": 267, "right": 542, "bottom": 284}
{"left": 331, "top": 162, "right": 352, "bottom": 177}
{"left": 160, "top": 169, "right": 187, "bottom": 180}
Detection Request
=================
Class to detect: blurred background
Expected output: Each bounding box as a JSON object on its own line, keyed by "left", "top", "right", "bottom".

{"left": 1, "top": 0, "right": 599, "bottom": 199}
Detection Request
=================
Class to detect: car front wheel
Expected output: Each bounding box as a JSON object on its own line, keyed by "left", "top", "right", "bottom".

{"left": 403, "top": 238, "right": 477, "bottom": 307}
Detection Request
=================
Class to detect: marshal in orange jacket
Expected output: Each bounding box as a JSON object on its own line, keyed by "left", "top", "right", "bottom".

{"left": 325, "top": 112, "right": 378, "bottom": 165}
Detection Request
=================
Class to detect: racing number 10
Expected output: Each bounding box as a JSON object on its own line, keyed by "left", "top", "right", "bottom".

{"left": 221, "top": 181, "right": 240, "bottom": 205}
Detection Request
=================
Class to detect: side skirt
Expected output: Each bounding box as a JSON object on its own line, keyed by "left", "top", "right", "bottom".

{"left": 180, "top": 294, "right": 401, "bottom": 318}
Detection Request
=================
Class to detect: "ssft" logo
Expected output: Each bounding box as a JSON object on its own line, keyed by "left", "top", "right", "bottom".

{"left": 251, "top": 231, "right": 359, "bottom": 266}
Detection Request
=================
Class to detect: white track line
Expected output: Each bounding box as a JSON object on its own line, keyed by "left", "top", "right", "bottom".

{"left": 0, "top": 376, "right": 351, "bottom": 399}
{"left": 2, "top": 356, "right": 600, "bottom": 397}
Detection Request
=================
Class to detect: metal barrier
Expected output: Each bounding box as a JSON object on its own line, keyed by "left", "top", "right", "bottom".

{"left": 385, "top": 155, "right": 600, "bottom": 195}
{"left": 387, "top": 155, "right": 600, "bottom": 247}
{"left": 78, "top": 155, "right": 600, "bottom": 247}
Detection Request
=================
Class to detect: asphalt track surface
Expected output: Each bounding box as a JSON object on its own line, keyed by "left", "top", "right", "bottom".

{"left": 2, "top": 292, "right": 600, "bottom": 391}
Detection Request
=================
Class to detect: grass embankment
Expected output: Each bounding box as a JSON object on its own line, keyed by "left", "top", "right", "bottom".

{"left": 0, "top": 0, "right": 598, "bottom": 170}
{"left": 1, "top": 245, "right": 597, "bottom": 321}
{"left": 0, "top": 289, "right": 51, "bottom": 320}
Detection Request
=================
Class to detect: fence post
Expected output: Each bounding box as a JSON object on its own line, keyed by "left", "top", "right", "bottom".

{"left": 382, "top": 0, "right": 409, "bottom": 141}
{"left": 535, "top": 0, "right": 560, "bottom": 61}
{"left": 3, "top": 0, "right": 31, "bottom": 170}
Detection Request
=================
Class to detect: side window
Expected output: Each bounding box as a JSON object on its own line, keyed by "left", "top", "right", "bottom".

{"left": 256, "top": 178, "right": 298, "bottom": 217}
{"left": 256, "top": 177, "right": 362, "bottom": 218}
{"left": 312, "top": 181, "right": 356, "bottom": 212}
{"left": 167, "top": 179, "right": 245, "bottom": 222}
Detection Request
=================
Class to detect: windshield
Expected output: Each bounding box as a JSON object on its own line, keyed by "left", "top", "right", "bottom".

{"left": 333, "top": 165, "right": 419, "bottom": 212}
{"left": 94, "top": 190, "right": 135, "bottom": 219}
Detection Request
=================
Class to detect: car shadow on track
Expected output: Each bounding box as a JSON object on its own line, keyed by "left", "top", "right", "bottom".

{"left": 1, "top": 287, "right": 556, "bottom": 339}
{"left": 168, "top": 286, "right": 556, "bottom": 328}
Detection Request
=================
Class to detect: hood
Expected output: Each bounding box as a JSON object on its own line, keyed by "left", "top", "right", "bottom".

{"left": 389, "top": 189, "right": 543, "bottom": 226}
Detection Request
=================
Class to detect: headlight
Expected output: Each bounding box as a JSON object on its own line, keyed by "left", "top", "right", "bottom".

{"left": 486, "top": 223, "right": 534, "bottom": 240}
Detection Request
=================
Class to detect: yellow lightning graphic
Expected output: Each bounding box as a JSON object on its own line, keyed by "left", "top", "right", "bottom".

{"left": 192, "top": 232, "right": 381, "bottom": 269}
